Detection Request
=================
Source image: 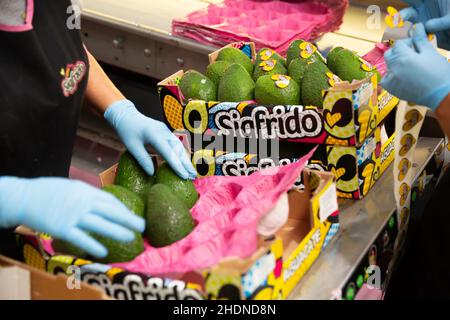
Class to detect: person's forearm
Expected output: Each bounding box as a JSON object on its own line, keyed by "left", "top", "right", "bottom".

{"left": 435, "top": 93, "right": 450, "bottom": 138}
{"left": 85, "top": 50, "right": 125, "bottom": 114}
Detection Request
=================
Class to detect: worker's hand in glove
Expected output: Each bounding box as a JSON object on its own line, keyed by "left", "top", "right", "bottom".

{"left": 0, "top": 177, "right": 145, "bottom": 258}
{"left": 381, "top": 23, "right": 450, "bottom": 111}
{"left": 104, "top": 100, "right": 197, "bottom": 180}
{"left": 400, "top": 0, "right": 450, "bottom": 49}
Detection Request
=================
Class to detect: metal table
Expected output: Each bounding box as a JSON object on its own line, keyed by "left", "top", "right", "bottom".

{"left": 289, "top": 137, "right": 444, "bottom": 300}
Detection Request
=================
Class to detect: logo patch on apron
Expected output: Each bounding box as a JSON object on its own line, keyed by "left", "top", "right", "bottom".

{"left": 60, "top": 60, "right": 86, "bottom": 97}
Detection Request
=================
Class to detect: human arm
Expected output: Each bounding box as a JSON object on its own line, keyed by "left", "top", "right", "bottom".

{"left": 400, "top": 0, "right": 450, "bottom": 49}
{"left": 0, "top": 177, "right": 145, "bottom": 258}
{"left": 84, "top": 50, "right": 196, "bottom": 180}
{"left": 381, "top": 23, "right": 450, "bottom": 110}
{"left": 435, "top": 94, "right": 450, "bottom": 138}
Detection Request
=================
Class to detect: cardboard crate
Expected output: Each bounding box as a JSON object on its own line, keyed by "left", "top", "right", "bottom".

{"left": 180, "top": 108, "right": 396, "bottom": 199}
{"left": 0, "top": 254, "right": 109, "bottom": 300}
{"left": 157, "top": 42, "right": 399, "bottom": 148}
{"left": 17, "top": 167, "right": 339, "bottom": 300}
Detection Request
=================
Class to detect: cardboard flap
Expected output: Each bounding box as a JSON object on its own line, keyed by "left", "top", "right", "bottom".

{"left": 0, "top": 255, "right": 110, "bottom": 300}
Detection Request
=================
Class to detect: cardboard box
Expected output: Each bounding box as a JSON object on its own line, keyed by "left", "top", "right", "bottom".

{"left": 0, "top": 254, "right": 109, "bottom": 300}
{"left": 157, "top": 42, "right": 399, "bottom": 148}
{"left": 17, "top": 167, "right": 339, "bottom": 300}
{"left": 185, "top": 109, "right": 396, "bottom": 200}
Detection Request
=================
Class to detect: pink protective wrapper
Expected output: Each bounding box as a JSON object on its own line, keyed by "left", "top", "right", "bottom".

{"left": 107, "top": 150, "right": 314, "bottom": 275}
{"left": 362, "top": 42, "right": 390, "bottom": 77}
{"left": 172, "top": 0, "right": 348, "bottom": 54}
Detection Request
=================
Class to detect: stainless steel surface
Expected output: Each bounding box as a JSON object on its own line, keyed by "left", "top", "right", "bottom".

{"left": 289, "top": 137, "right": 444, "bottom": 300}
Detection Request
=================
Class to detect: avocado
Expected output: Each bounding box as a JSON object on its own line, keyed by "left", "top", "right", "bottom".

{"left": 179, "top": 70, "right": 217, "bottom": 101}
{"left": 286, "top": 40, "right": 325, "bottom": 66}
{"left": 327, "top": 47, "right": 382, "bottom": 83}
{"left": 302, "top": 62, "right": 339, "bottom": 108}
{"left": 288, "top": 58, "right": 327, "bottom": 94}
{"left": 206, "top": 61, "right": 232, "bottom": 86}
{"left": 52, "top": 184, "right": 146, "bottom": 263}
{"left": 255, "top": 48, "right": 286, "bottom": 67}
{"left": 218, "top": 64, "right": 255, "bottom": 102}
{"left": 255, "top": 74, "right": 301, "bottom": 105}
{"left": 52, "top": 239, "right": 89, "bottom": 259}
{"left": 216, "top": 47, "right": 254, "bottom": 76}
{"left": 155, "top": 162, "right": 199, "bottom": 208}
{"left": 93, "top": 184, "right": 147, "bottom": 263}
{"left": 326, "top": 46, "right": 345, "bottom": 69}
{"left": 115, "top": 151, "right": 155, "bottom": 201}
{"left": 146, "top": 184, "right": 196, "bottom": 248}
{"left": 253, "top": 59, "right": 287, "bottom": 81}
{"left": 102, "top": 185, "right": 145, "bottom": 218}
{"left": 91, "top": 231, "right": 145, "bottom": 264}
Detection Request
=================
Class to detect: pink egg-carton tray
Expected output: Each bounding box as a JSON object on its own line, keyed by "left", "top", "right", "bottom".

{"left": 172, "top": 0, "right": 348, "bottom": 54}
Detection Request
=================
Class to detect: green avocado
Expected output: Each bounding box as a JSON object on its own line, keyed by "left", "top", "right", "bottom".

{"left": 255, "top": 74, "right": 301, "bottom": 105}
{"left": 218, "top": 64, "right": 255, "bottom": 102}
{"left": 93, "top": 184, "right": 146, "bottom": 263}
{"left": 327, "top": 47, "right": 382, "bottom": 83}
{"left": 216, "top": 47, "right": 254, "bottom": 76}
{"left": 253, "top": 59, "right": 287, "bottom": 81}
{"left": 326, "top": 46, "right": 345, "bottom": 69}
{"left": 206, "top": 61, "right": 232, "bottom": 86}
{"left": 287, "top": 58, "right": 327, "bottom": 94}
{"left": 286, "top": 39, "right": 325, "bottom": 66}
{"left": 52, "top": 185, "right": 146, "bottom": 262}
{"left": 255, "top": 48, "right": 286, "bottom": 67}
{"left": 91, "top": 231, "right": 145, "bottom": 264}
{"left": 102, "top": 185, "right": 145, "bottom": 218}
{"left": 302, "top": 62, "right": 339, "bottom": 108}
{"left": 146, "top": 184, "right": 196, "bottom": 248}
{"left": 155, "top": 162, "right": 199, "bottom": 208}
{"left": 114, "top": 151, "right": 155, "bottom": 201}
{"left": 52, "top": 239, "right": 88, "bottom": 259}
{"left": 179, "top": 70, "right": 217, "bottom": 101}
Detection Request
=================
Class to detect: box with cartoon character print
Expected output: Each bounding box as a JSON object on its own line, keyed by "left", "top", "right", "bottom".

{"left": 16, "top": 165, "right": 339, "bottom": 300}
{"left": 173, "top": 101, "right": 396, "bottom": 200}
{"left": 157, "top": 42, "right": 399, "bottom": 199}
{"left": 158, "top": 42, "right": 398, "bottom": 147}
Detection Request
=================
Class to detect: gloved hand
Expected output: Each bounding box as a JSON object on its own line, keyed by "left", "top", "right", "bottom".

{"left": 104, "top": 100, "right": 197, "bottom": 180}
{"left": 400, "top": 0, "right": 450, "bottom": 49}
{"left": 0, "top": 177, "right": 145, "bottom": 258}
{"left": 381, "top": 23, "right": 450, "bottom": 111}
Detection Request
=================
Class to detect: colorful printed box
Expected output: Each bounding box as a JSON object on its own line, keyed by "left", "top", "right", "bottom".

{"left": 181, "top": 111, "right": 396, "bottom": 200}
{"left": 158, "top": 42, "right": 399, "bottom": 148}
{"left": 17, "top": 167, "right": 339, "bottom": 300}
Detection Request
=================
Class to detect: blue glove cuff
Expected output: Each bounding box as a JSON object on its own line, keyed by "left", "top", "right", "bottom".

{"left": 421, "top": 84, "right": 450, "bottom": 111}
{"left": 0, "top": 176, "right": 25, "bottom": 228}
{"left": 104, "top": 99, "right": 136, "bottom": 128}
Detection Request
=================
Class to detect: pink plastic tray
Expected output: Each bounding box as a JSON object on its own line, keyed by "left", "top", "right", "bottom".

{"left": 362, "top": 42, "right": 390, "bottom": 77}
{"left": 173, "top": 0, "right": 348, "bottom": 54}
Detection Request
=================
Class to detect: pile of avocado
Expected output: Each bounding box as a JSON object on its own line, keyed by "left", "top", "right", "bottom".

{"left": 53, "top": 152, "right": 199, "bottom": 263}
{"left": 178, "top": 40, "right": 381, "bottom": 108}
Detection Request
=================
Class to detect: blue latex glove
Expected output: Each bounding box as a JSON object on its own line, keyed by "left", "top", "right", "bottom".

{"left": 0, "top": 177, "right": 145, "bottom": 258}
{"left": 400, "top": 0, "right": 450, "bottom": 49}
{"left": 381, "top": 23, "right": 450, "bottom": 110}
{"left": 105, "top": 100, "right": 197, "bottom": 180}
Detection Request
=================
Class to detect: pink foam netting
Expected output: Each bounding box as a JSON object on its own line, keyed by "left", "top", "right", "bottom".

{"left": 172, "top": 0, "right": 349, "bottom": 54}
{"left": 109, "top": 150, "right": 313, "bottom": 275}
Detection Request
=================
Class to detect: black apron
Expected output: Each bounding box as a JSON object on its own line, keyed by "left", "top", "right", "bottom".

{"left": 0, "top": 0, "right": 89, "bottom": 258}
{"left": 0, "top": 0, "right": 89, "bottom": 177}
